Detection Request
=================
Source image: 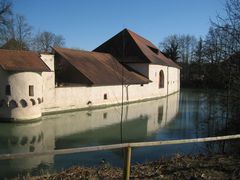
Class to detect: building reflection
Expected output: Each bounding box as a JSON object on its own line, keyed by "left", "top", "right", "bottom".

{"left": 0, "top": 121, "right": 54, "bottom": 177}
{"left": 0, "top": 92, "right": 180, "bottom": 178}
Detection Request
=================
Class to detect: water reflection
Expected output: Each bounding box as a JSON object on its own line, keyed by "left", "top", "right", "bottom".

{"left": 40, "top": 92, "right": 179, "bottom": 148}
{"left": 0, "top": 92, "right": 180, "bottom": 178}
{"left": 0, "top": 121, "right": 54, "bottom": 177}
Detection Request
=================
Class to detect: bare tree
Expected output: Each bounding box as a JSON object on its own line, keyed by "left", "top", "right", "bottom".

{"left": 210, "top": 0, "right": 240, "bottom": 131}
{"left": 159, "top": 35, "right": 180, "bottom": 62}
{"left": 0, "top": 0, "right": 11, "bottom": 25}
{"left": 160, "top": 34, "right": 197, "bottom": 63}
{"left": 0, "top": 0, "right": 12, "bottom": 45}
{"left": 194, "top": 37, "right": 205, "bottom": 64}
{"left": 0, "top": 14, "right": 32, "bottom": 50}
{"left": 213, "top": 0, "right": 240, "bottom": 53}
{"left": 14, "top": 14, "right": 32, "bottom": 49}
{"left": 159, "top": 34, "right": 197, "bottom": 82}
{"left": 32, "top": 31, "right": 65, "bottom": 52}
{"left": 178, "top": 35, "right": 197, "bottom": 64}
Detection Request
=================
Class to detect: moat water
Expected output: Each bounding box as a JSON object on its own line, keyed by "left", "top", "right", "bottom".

{"left": 0, "top": 89, "right": 233, "bottom": 178}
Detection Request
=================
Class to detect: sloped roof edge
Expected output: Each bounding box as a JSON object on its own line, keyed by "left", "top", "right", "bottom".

{"left": 53, "top": 47, "right": 151, "bottom": 85}
{"left": 94, "top": 28, "right": 181, "bottom": 69}
{"left": 0, "top": 49, "right": 51, "bottom": 72}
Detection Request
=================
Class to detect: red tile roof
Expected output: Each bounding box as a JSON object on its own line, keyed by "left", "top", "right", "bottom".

{"left": 0, "top": 49, "right": 51, "bottom": 72}
{"left": 53, "top": 47, "right": 151, "bottom": 85}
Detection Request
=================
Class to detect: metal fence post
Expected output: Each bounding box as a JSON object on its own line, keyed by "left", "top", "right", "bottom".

{"left": 123, "top": 146, "right": 132, "bottom": 180}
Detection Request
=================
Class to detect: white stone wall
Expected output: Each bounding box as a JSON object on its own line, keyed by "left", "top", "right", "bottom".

{"left": 0, "top": 53, "right": 180, "bottom": 120}
{"left": 41, "top": 54, "right": 56, "bottom": 110}
{"left": 41, "top": 55, "right": 180, "bottom": 114}
{"left": 167, "top": 67, "right": 180, "bottom": 94}
{"left": 0, "top": 69, "right": 43, "bottom": 121}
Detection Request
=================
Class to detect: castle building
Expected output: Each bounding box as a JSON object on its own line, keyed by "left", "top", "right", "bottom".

{"left": 0, "top": 29, "right": 180, "bottom": 122}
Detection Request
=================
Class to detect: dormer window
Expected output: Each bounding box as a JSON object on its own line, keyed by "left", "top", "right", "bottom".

{"left": 148, "top": 46, "right": 159, "bottom": 54}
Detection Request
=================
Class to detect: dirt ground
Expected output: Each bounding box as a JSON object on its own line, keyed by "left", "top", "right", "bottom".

{"left": 17, "top": 154, "right": 240, "bottom": 180}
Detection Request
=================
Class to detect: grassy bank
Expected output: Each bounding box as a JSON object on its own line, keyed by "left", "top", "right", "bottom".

{"left": 15, "top": 154, "right": 240, "bottom": 180}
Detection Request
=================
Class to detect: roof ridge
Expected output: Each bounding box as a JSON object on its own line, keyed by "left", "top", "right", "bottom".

{"left": 0, "top": 49, "right": 38, "bottom": 54}
{"left": 54, "top": 47, "right": 113, "bottom": 56}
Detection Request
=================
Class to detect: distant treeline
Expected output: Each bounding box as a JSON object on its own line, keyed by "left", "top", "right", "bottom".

{"left": 159, "top": 0, "right": 240, "bottom": 90}
{"left": 159, "top": 0, "right": 240, "bottom": 132}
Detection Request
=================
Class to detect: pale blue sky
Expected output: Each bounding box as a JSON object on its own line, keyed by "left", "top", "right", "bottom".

{"left": 13, "top": 0, "right": 225, "bottom": 50}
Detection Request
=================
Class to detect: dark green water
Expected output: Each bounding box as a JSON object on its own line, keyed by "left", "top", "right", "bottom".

{"left": 0, "top": 89, "right": 231, "bottom": 178}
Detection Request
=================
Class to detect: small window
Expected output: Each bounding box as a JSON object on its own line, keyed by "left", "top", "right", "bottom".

{"left": 30, "top": 99, "right": 36, "bottom": 105}
{"left": 29, "top": 85, "right": 34, "bottom": 96}
{"left": 9, "top": 100, "right": 18, "bottom": 108}
{"left": 37, "top": 98, "right": 41, "bottom": 104}
{"left": 20, "top": 99, "right": 28, "bottom": 107}
{"left": 140, "top": 84, "right": 144, "bottom": 87}
{"left": 104, "top": 93, "right": 107, "bottom": 100}
{"left": 159, "top": 70, "right": 164, "bottom": 88}
{"left": 87, "top": 101, "right": 92, "bottom": 105}
{"left": 6, "top": 85, "right": 11, "bottom": 95}
{"left": 103, "top": 112, "right": 107, "bottom": 119}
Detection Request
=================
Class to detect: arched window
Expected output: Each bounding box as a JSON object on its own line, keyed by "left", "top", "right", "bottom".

{"left": 9, "top": 100, "right": 18, "bottom": 108}
{"left": 30, "top": 99, "right": 36, "bottom": 106}
{"left": 37, "top": 98, "right": 41, "bottom": 104}
{"left": 159, "top": 70, "right": 164, "bottom": 88}
{"left": 20, "top": 99, "right": 28, "bottom": 108}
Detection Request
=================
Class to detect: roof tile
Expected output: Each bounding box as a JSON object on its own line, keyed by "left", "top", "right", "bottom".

{"left": 0, "top": 49, "right": 51, "bottom": 72}
{"left": 54, "top": 47, "right": 151, "bottom": 85}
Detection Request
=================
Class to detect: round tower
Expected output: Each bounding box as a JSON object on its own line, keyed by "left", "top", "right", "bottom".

{"left": 0, "top": 49, "right": 50, "bottom": 122}
{"left": 0, "top": 71, "right": 44, "bottom": 121}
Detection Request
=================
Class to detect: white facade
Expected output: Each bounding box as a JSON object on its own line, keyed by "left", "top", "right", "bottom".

{"left": 0, "top": 54, "right": 180, "bottom": 121}
{"left": 41, "top": 55, "right": 180, "bottom": 114}
{"left": 0, "top": 69, "right": 43, "bottom": 121}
